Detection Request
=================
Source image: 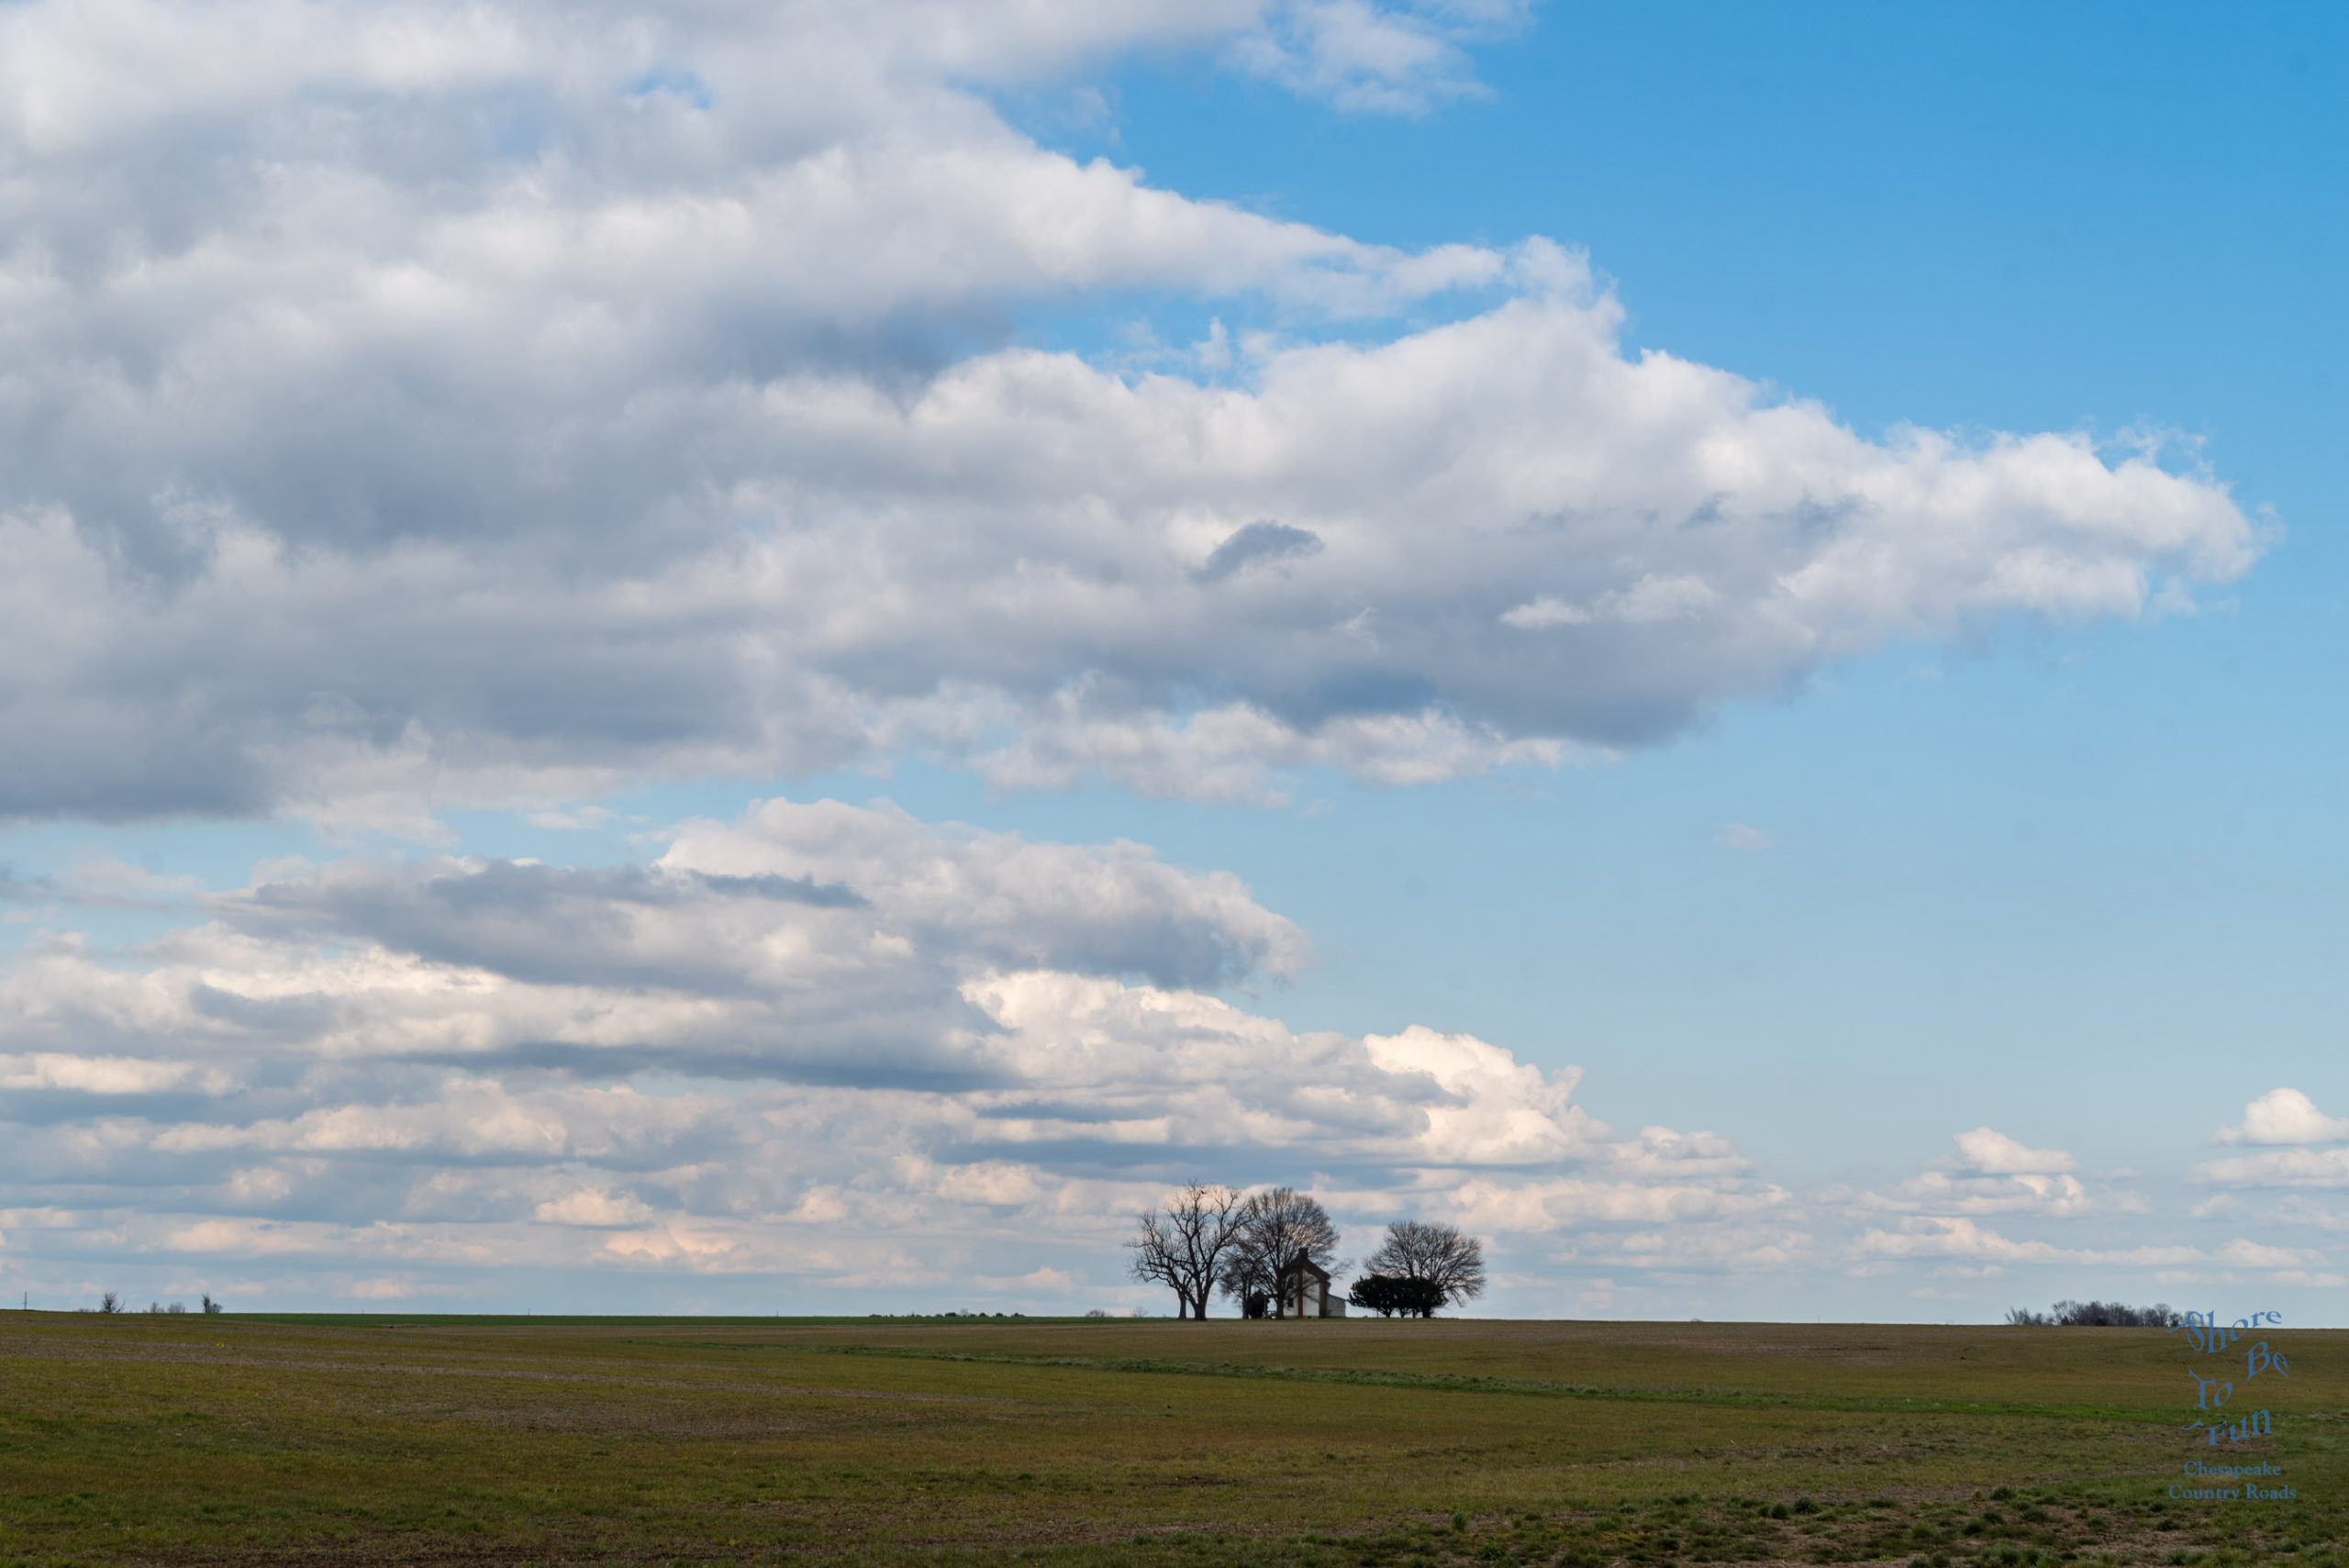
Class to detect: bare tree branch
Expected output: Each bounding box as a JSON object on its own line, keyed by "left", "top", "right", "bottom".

{"left": 1364, "top": 1219, "right": 1486, "bottom": 1311}
{"left": 1127, "top": 1183, "right": 1246, "bottom": 1318}
{"left": 1220, "top": 1187, "right": 1341, "bottom": 1318}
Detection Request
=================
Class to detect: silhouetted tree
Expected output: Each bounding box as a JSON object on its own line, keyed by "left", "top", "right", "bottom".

{"left": 1220, "top": 1187, "right": 1341, "bottom": 1318}
{"left": 1346, "top": 1273, "right": 1445, "bottom": 1318}
{"left": 98, "top": 1293, "right": 121, "bottom": 1314}
{"left": 1364, "top": 1220, "right": 1486, "bottom": 1310}
{"left": 1127, "top": 1183, "right": 1248, "bottom": 1318}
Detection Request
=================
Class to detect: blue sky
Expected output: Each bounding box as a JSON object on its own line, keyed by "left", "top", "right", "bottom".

{"left": 0, "top": 0, "right": 2341, "bottom": 1319}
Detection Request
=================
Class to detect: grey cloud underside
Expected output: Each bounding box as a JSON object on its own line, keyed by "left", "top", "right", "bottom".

{"left": 401, "top": 1041, "right": 1018, "bottom": 1091}
{"left": 0, "top": 865, "right": 61, "bottom": 902}
{"left": 62, "top": 795, "right": 1306, "bottom": 1070}
{"left": 0, "top": 0, "right": 2257, "bottom": 820}
{"left": 227, "top": 862, "right": 879, "bottom": 994}
{"left": 153, "top": 844, "right": 1292, "bottom": 1084}
{"left": 1195, "top": 521, "right": 1325, "bottom": 583}
{"left": 0, "top": 331, "right": 2253, "bottom": 819}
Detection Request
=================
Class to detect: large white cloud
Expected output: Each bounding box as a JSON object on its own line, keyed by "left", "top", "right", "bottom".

{"left": 0, "top": 0, "right": 2258, "bottom": 823}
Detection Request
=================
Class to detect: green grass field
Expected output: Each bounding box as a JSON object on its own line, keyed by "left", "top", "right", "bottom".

{"left": 0, "top": 1311, "right": 2336, "bottom": 1567}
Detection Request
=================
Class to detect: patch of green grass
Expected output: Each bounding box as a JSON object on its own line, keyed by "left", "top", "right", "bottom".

{"left": 0, "top": 1314, "right": 2337, "bottom": 1565}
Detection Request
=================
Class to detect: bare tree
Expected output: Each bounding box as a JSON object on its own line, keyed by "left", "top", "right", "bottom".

{"left": 1220, "top": 1187, "right": 1341, "bottom": 1318}
{"left": 1126, "top": 1183, "right": 1247, "bottom": 1318}
{"left": 1365, "top": 1220, "right": 1486, "bottom": 1312}
{"left": 98, "top": 1292, "right": 121, "bottom": 1314}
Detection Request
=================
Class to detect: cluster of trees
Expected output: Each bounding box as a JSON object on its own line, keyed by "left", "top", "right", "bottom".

{"left": 1126, "top": 1184, "right": 1485, "bottom": 1319}
{"left": 95, "top": 1293, "right": 224, "bottom": 1315}
{"left": 1124, "top": 1184, "right": 1330, "bottom": 1318}
{"left": 2005, "top": 1299, "right": 2179, "bottom": 1327}
{"left": 1347, "top": 1220, "right": 1486, "bottom": 1318}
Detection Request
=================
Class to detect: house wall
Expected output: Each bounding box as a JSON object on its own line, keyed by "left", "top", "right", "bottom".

{"left": 1279, "top": 1273, "right": 1347, "bottom": 1318}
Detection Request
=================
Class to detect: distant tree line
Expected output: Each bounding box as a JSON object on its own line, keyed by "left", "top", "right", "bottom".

{"left": 1126, "top": 1184, "right": 1484, "bottom": 1319}
{"left": 92, "top": 1293, "right": 223, "bottom": 1315}
{"left": 2005, "top": 1299, "right": 2180, "bottom": 1327}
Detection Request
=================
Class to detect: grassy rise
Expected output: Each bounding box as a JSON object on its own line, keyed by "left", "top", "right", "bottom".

{"left": 0, "top": 1314, "right": 2337, "bottom": 1566}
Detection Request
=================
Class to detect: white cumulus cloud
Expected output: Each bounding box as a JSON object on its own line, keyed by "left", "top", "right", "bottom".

{"left": 2213, "top": 1088, "right": 2349, "bottom": 1147}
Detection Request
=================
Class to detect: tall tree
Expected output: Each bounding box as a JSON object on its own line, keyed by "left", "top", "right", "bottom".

{"left": 1220, "top": 1187, "right": 1341, "bottom": 1318}
{"left": 1125, "top": 1183, "right": 1246, "bottom": 1318}
{"left": 1364, "top": 1219, "right": 1486, "bottom": 1314}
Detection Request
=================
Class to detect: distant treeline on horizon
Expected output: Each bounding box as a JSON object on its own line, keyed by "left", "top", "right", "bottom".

{"left": 2005, "top": 1299, "right": 2181, "bottom": 1328}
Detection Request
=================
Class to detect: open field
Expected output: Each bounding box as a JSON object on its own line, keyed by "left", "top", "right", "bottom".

{"left": 0, "top": 1312, "right": 2338, "bottom": 1567}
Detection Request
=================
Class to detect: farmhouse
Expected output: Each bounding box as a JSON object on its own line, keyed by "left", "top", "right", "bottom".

{"left": 1277, "top": 1258, "right": 1347, "bottom": 1318}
